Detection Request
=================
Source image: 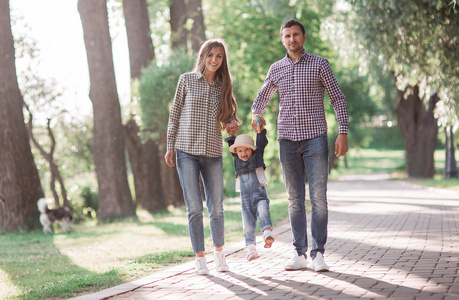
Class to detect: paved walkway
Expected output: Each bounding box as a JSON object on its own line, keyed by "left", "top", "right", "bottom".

{"left": 71, "top": 173, "right": 459, "bottom": 300}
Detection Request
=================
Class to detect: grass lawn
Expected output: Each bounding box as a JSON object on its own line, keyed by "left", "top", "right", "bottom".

{"left": 331, "top": 148, "right": 459, "bottom": 190}
{"left": 1, "top": 148, "right": 457, "bottom": 299}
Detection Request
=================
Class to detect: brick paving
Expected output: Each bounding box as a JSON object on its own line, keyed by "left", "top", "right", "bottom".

{"left": 71, "top": 173, "right": 459, "bottom": 300}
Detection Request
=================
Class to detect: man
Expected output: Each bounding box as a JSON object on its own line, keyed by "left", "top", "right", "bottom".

{"left": 251, "top": 19, "right": 349, "bottom": 272}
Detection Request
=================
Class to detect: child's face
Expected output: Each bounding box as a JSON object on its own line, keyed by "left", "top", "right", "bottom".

{"left": 236, "top": 147, "right": 253, "bottom": 162}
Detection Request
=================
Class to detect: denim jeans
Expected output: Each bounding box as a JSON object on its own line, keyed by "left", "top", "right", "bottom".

{"left": 176, "top": 150, "right": 225, "bottom": 253}
{"left": 239, "top": 171, "right": 272, "bottom": 245}
{"left": 279, "top": 135, "right": 328, "bottom": 259}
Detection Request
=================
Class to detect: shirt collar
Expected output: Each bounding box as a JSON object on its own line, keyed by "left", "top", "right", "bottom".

{"left": 285, "top": 49, "right": 309, "bottom": 63}
{"left": 196, "top": 72, "right": 204, "bottom": 80}
{"left": 196, "top": 72, "right": 221, "bottom": 85}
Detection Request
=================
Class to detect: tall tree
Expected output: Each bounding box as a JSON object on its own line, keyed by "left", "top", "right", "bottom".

{"left": 342, "top": 0, "right": 459, "bottom": 177}
{"left": 169, "top": 0, "right": 206, "bottom": 52}
{"left": 122, "top": 0, "right": 168, "bottom": 212}
{"left": 124, "top": 120, "right": 168, "bottom": 211}
{"left": 169, "top": 0, "right": 187, "bottom": 50}
{"left": 188, "top": 0, "right": 206, "bottom": 52}
{"left": 78, "top": 0, "right": 136, "bottom": 220}
{"left": 123, "top": 0, "right": 155, "bottom": 78}
{"left": 395, "top": 86, "right": 438, "bottom": 177}
{"left": 0, "top": 0, "right": 43, "bottom": 231}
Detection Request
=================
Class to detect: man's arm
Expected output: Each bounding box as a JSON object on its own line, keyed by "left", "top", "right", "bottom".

{"left": 251, "top": 65, "right": 278, "bottom": 133}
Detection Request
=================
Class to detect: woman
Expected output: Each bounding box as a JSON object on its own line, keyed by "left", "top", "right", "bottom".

{"left": 165, "top": 39, "right": 240, "bottom": 275}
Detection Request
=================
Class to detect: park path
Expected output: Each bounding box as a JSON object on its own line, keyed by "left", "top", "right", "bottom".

{"left": 71, "top": 173, "right": 459, "bottom": 300}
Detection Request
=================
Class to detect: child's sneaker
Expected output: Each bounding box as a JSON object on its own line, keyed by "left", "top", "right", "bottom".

{"left": 214, "top": 250, "right": 229, "bottom": 272}
{"left": 195, "top": 257, "right": 209, "bottom": 275}
{"left": 247, "top": 244, "right": 259, "bottom": 261}
{"left": 263, "top": 229, "right": 274, "bottom": 248}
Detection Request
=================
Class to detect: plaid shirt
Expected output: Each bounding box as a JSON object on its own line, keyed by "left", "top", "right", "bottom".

{"left": 252, "top": 50, "right": 349, "bottom": 141}
{"left": 167, "top": 72, "right": 223, "bottom": 158}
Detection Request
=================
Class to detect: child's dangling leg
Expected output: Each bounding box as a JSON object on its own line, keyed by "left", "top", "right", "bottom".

{"left": 263, "top": 228, "right": 274, "bottom": 248}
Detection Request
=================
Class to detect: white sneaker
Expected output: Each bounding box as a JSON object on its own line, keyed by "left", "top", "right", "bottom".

{"left": 214, "top": 250, "right": 229, "bottom": 272}
{"left": 247, "top": 244, "right": 259, "bottom": 261}
{"left": 195, "top": 257, "right": 209, "bottom": 275}
{"left": 313, "top": 252, "right": 329, "bottom": 272}
{"left": 284, "top": 250, "right": 307, "bottom": 270}
{"left": 263, "top": 230, "right": 274, "bottom": 248}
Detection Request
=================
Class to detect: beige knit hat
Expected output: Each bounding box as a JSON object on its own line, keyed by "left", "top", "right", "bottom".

{"left": 229, "top": 134, "right": 256, "bottom": 153}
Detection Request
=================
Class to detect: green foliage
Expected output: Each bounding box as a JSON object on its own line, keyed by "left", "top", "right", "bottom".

{"left": 77, "top": 186, "right": 99, "bottom": 221}
{"left": 205, "top": 0, "right": 330, "bottom": 111}
{"left": 362, "top": 126, "right": 405, "bottom": 149}
{"left": 139, "top": 53, "right": 195, "bottom": 136}
{"left": 342, "top": 0, "right": 459, "bottom": 127}
{"left": 328, "top": 59, "right": 380, "bottom": 149}
{"left": 30, "top": 116, "right": 95, "bottom": 209}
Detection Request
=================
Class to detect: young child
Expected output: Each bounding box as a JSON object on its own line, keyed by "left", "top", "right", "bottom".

{"left": 226, "top": 128, "right": 274, "bottom": 261}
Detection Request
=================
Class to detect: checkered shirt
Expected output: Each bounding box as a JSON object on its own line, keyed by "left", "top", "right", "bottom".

{"left": 252, "top": 50, "right": 349, "bottom": 141}
{"left": 167, "top": 72, "right": 223, "bottom": 158}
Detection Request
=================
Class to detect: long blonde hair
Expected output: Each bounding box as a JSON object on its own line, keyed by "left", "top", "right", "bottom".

{"left": 192, "top": 39, "right": 240, "bottom": 129}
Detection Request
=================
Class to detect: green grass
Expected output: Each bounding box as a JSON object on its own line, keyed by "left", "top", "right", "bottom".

{"left": 1, "top": 148, "right": 458, "bottom": 299}
{"left": 329, "top": 148, "right": 406, "bottom": 178}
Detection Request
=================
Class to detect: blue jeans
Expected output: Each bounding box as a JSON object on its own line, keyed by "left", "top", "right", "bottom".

{"left": 279, "top": 135, "right": 328, "bottom": 259}
{"left": 176, "top": 150, "right": 225, "bottom": 253}
{"left": 239, "top": 171, "right": 272, "bottom": 245}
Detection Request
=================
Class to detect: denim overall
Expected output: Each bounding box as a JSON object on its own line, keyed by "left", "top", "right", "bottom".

{"left": 239, "top": 170, "right": 272, "bottom": 245}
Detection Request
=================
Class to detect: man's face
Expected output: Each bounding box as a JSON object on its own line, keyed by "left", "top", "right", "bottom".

{"left": 280, "top": 25, "right": 306, "bottom": 53}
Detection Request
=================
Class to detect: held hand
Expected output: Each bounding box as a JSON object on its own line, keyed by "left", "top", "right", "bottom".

{"left": 251, "top": 114, "right": 266, "bottom": 133}
{"left": 225, "top": 122, "right": 239, "bottom": 136}
{"left": 334, "top": 134, "right": 349, "bottom": 157}
{"left": 164, "top": 150, "right": 175, "bottom": 167}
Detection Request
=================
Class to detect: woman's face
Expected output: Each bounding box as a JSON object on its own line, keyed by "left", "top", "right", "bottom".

{"left": 205, "top": 47, "right": 224, "bottom": 75}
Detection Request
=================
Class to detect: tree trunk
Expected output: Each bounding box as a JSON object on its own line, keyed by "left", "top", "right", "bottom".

{"left": 0, "top": 0, "right": 43, "bottom": 231}
{"left": 78, "top": 0, "right": 136, "bottom": 220}
{"left": 169, "top": 0, "right": 188, "bottom": 50}
{"left": 395, "top": 85, "right": 438, "bottom": 178}
{"left": 123, "top": 0, "right": 155, "bottom": 78}
{"left": 188, "top": 0, "right": 206, "bottom": 53}
{"left": 445, "top": 126, "right": 458, "bottom": 178}
{"left": 123, "top": 0, "right": 172, "bottom": 212}
{"left": 124, "top": 120, "right": 167, "bottom": 211}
